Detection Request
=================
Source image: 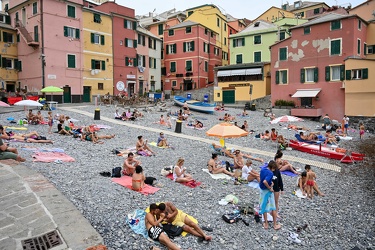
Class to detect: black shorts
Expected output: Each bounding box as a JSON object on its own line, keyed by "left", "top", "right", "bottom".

{"left": 183, "top": 107, "right": 188, "bottom": 110}
{"left": 148, "top": 226, "right": 163, "bottom": 241}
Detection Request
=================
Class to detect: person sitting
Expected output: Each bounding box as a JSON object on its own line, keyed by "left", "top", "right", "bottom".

{"left": 304, "top": 165, "right": 325, "bottom": 197}
{"left": 26, "top": 110, "right": 35, "bottom": 123}
{"left": 274, "top": 150, "right": 299, "bottom": 175}
{"left": 145, "top": 204, "right": 181, "bottom": 250}
{"left": 193, "top": 119, "right": 203, "bottom": 129}
{"left": 299, "top": 131, "right": 320, "bottom": 141}
{"left": 233, "top": 150, "right": 263, "bottom": 169}
{"left": 297, "top": 171, "right": 308, "bottom": 197}
{"left": 123, "top": 152, "right": 141, "bottom": 176}
{"left": 260, "top": 130, "right": 271, "bottom": 140}
{"left": 133, "top": 109, "right": 143, "bottom": 118}
{"left": 157, "top": 132, "right": 169, "bottom": 147}
{"left": 136, "top": 135, "right": 155, "bottom": 156}
{"left": 132, "top": 165, "right": 145, "bottom": 191}
{"left": 241, "top": 121, "right": 248, "bottom": 132}
{"left": 221, "top": 113, "right": 229, "bottom": 122}
{"left": 158, "top": 115, "right": 166, "bottom": 125}
{"left": 126, "top": 109, "right": 135, "bottom": 121}
{"left": 322, "top": 114, "right": 331, "bottom": 130}
{"left": 183, "top": 101, "right": 190, "bottom": 114}
{"left": 227, "top": 114, "right": 235, "bottom": 122}
{"left": 220, "top": 103, "right": 225, "bottom": 111}
{"left": 177, "top": 110, "right": 184, "bottom": 121}
{"left": 270, "top": 113, "right": 276, "bottom": 121}
{"left": 0, "top": 137, "right": 26, "bottom": 162}
{"left": 165, "top": 114, "right": 172, "bottom": 129}
{"left": 270, "top": 128, "right": 278, "bottom": 141}
{"left": 173, "top": 158, "right": 193, "bottom": 183}
{"left": 325, "top": 130, "right": 338, "bottom": 145}
{"left": 114, "top": 109, "right": 122, "bottom": 120}
{"left": 242, "top": 160, "right": 260, "bottom": 182}
{"left": 211, "top": 143, "right": 235, "bottom": 158}
{"left": 277, "top": 135, "right": 288, "bottom": 149}
{"left": 242, "top": 108, "right": 248, "bottom": 116}
{"left": 207, "top": 153, "right": 234, "bottom": 177}
{"left": 157, "top": 202, "right": 212, "bottom": 242}
{"left": 35, "top": 111, "right": 44, "bottom": 123}
{"left": 57, "top": 120, "right": 73, "bottom": 135}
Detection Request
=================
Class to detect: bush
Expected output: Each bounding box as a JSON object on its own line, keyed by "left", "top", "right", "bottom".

{"left": 275, "top": 99, "right": 295, "bottom": 107}
{"left": 155, "top": 89, "right": 162, "bottom": 93}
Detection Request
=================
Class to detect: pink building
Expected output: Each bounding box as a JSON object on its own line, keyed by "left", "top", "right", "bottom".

{"left": 7, "top": 0, "right": 83, "bottom": 103}
{"left": 270, "top": 13, "right": 367, "bottom": 120}
{"left": 94, "top": 2, "right": 137, "bottom": 96}
{"left": 164, "top": 20, "right": 221, "bottom": 91}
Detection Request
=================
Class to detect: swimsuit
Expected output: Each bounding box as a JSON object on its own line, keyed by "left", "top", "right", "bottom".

{"left": 122, "top": 169, "right": 133, "bottom": 176}
{"left": 306, "top": 180, "right": 314, "bottom": 186}
{"left": 132, "top": 179, "right": 142, "bottom": 191}
{"left": 148, "top": 226, "right": 163, "bottom": 241}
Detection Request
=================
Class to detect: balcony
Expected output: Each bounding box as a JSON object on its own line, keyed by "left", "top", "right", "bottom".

{"left": 291, "top": 107, "right": 322, "bottom": 117}
{"left": 185, "top": 72, "right": 193, "bottom": 77}
{"left": 15, "top": 19, "right": 39, "bottom": 47}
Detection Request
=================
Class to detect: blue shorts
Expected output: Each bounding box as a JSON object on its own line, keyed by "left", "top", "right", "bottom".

{"left": 344, "top": 124, "right": 348, "bottom": 128}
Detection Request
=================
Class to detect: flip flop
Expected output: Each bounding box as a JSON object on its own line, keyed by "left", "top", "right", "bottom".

{"left": 201, "top": 226, "right": 213, "bottom": 232}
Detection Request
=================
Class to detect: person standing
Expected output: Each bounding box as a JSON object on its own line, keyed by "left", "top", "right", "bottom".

{"left": 272, "top": 162, "right": 284, "bottom": 218}
{"left": 342, "top": 115, "right": 349, "bottom": 134}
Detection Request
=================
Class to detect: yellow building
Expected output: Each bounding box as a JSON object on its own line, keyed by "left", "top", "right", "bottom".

{"left": 82, "top": 7, "right": 113, "bottom": 100}
{"left": 253, "top": 6, "right": 295, "bottom": 23}
{"left": 0, "top": 12, "right": 19, "bottom": 92}
{"left": 185, "top": 4, "right": 229, "bottom": 65}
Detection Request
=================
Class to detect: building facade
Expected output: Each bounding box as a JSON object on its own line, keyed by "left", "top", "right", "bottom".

{"left": 281, "top": 1, "right": 330, "bottom": 19}
{"left": 253, "top": 6, "right": 295, "bottom": 23}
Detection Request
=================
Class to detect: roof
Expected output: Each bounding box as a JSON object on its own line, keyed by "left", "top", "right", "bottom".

{"left": 215, "top": 62, "right": 270, "bottom": 71}
{"left": 283, "top": 1, "right": 329, "bottom": 11}
{"left": 344, "top": 57, "right": 375, "bottom": 62}
{"left": 186, "top": 4, "right": 218, "bottom": 11}
{"left": 137, "top": 9, "right": 185, "bottom": 26}
{"left": 137, "top": 25, "right": 162, "bottom": 40}
{"left": 350, "top": 0, "right": 374, "bottom": 10}
{"left": 290, "top": 13, "right": 363, "bottom": 29}
{"left": 169, "top": 20, "right": 199, "bottom": 29}
{"left": 0, "top": 22, "right": 14, "bottom": 30}
{"left": 82, "top": 6, "right": 110, "bottom": 16}
{"left": 253, "top": 6, "right": 294, "bottom": 21}
{"left": 230, "top": 20, "right": 278, "bottom": 38}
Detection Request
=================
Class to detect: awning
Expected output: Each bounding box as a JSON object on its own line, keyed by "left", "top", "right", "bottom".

{"left": 245, "top": 68, "right": 262, "bottom": 75}
{"left": 217, "top": 70, "right": 231, "bottom": 77}
{"left": 292, "top": 89, "right": 321, "bottom": 98}
{"left": 217, "top": 68, "right": 262, "bottom": 77}
{"left": 230, "top": 69, "right": 246, "bottom": 76}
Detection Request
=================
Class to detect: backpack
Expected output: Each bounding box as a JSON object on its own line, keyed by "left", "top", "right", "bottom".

{"left": 222, "top": 213, "right": 241, "bottom": 224}
{"left": 162, "top": 223, "right": 183, "bottom": 239}
{"left": 111, "top": 167, "right": 122, "bottom": 178}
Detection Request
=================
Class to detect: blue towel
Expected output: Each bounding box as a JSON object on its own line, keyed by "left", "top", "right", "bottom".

{"left": 126, "top": 209, "right": 148, "bottom": 238}
{"left": 7, "top": 117, "right": 15, "bottom": 121}
{"left": 281, "top": 170, "right": 298, "bottom": 177}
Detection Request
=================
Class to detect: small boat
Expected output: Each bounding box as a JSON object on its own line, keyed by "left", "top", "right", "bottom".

{"left": 289, "top": 140, "right": 365, "bottom": 163}
{"left": 174, "top": 96, "right": 216, "bottom": 114}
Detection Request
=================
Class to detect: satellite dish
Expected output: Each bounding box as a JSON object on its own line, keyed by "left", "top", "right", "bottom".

{"left": 90, "top": 70, "right": 95, "bottom": 76}
{"left": 94, "top": 69, "right": 99, "bottom": 74}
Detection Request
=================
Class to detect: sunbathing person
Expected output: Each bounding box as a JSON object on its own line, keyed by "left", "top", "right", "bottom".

{"left": 132, "top": 165, "right": 145, "bottom": 191}
{"left": 242, "top": 108, "right": 248, "bottom": 116}
{"left": 241, "top": 121, "right": 248, "bottom": 132}
{"left": 274, "top": 150, "right": 299, "bottom": 175}
{"left": 136, "top": 135, "right": 155, "bottom": 156}
{"left": 242, "top": 160, "right": 260, "bottom": 182}
{"left": 211, "top": 143, "right": 235, "bottom": 158}
{"left": 157, "top": 132, "right": 169, "bottom": 147}
{"left": 288, "top": 124, "right": 310, "bottom": 131}
{"left": 299, "top": 131, "right": 320, "bottom": 141}
{"left": 260, "top": 130, "right": 271, "bottom": 140}
{"left": 207, "top": 153, "right": 234, "bottom": 176}
{"left": 123, "top": 152, "right": 141, "bottom": 176}
{"left": 173, "top": 158, "right": 193, "bottom": 183}
{"left": 82, "top": 132, "right": 115, "bottom": 144}
{"left": 0, "top": 138, "right": 26, "bottom": 162}
{"left": 277, "top": 135, "right": 288, "bottom": 149}
{"left": 193, "top": 119, "right": 203, "bottom": 129}
{"left": 157, "top": 202, "right": 212, "bottom": 242}
{"left": 220, "top": 113, "right": 229, "bottom": 121}
{"left": 0, "top": 126, "right": 39, "bottom": 141}
{"left": 233, "top": 150, "right": 263, "bottom": 169}
{"left": 227, "top": 114, "right": 235, "bottom": 122}
{"left": 325, "top": 130, "right": 338, "bottom": 145}
{"left": 57, "top": 120, "right": 73, "bottom": 135}
{"left": 270, "top": 128, "right": 278, "bottom": 141}
{"left": 145, "top": 204, "right": 180, "bottom": 250}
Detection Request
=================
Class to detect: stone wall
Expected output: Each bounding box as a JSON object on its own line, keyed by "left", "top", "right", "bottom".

{"left": 172, "top": 87, "right": 214, "bottom": 102}
{"left": 348, "top": 116, "right": 375, "bottom": 134}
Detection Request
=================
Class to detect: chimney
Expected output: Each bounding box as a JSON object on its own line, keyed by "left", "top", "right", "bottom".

{"left": 149, "top": 12, "right": 153, "bottom": 17}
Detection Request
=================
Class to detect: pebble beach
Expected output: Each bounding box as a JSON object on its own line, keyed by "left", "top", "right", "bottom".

{"left": 1, "top": 103, "right": 374, "bottom": 250}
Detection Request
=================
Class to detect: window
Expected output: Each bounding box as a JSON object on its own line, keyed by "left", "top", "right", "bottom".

{"left": 172, "top": 80, "right": 177, "bottom": 87}
{"left": 3, "top": 32, "right": 14, "bottom": 43}
{"left": 1, "top": 58, "right": 13, "bottom": 68}
{"left": 217, "top": 18, "right": 220, "bottom": 27}
{"left": 203, "top": 42, "right": 210, "bottom": 53}
{"left": 170, "top": 62, "right": 176, "bottom": 72}
{"left": 224, "top": 37, "right": 226, "bottom": 45}
{"left": 15, "top": 12, "right": 19, "bottom": 21}
{"left": 148, "top": 37, "right": 156, "bottom": 49}
{"left": 67, "top": 54, "right": 76, "bottom": 68}
{"left": 282, "top": 4, "right": 287, "bottom": 10}
{"left": 330, "top": 39, "right": 341, "bottom": 55}
{"left": 222, "top": 51, "right": 228, "bottom": 60}
{"left": 14, "top": 59, "right": 22, "bottom": 71}
{"left": 168, "top": 29, "right": 174, "bottom": 36}
{"left": 211, "top": 32, "right": 214, "bottom": 38}
{"left": 166, "top": 44, "right": 177, "bottom": 54}
{"left": 298, "top": 12, "right": 304, "bottom": 17}
{"left": 185, "top": 60, "right": 192, "bottom": 71}
{"left": 204, "top": 28, "right": 208, "bottom": 35}
{"left": 214, "top": 47, "right": 219, "bottom": 56}
{"left": 0, "top": 15, "right": 4, "bottom": 23}
{"left": 204, "top": 61, "right": 208, "bottom": 72}
{"left": 279, "top": 31, "right": 285, "bottom": 41}
{"left": 301, "top": 97, "right": 312, "bottom": 106}
{"left": 91, "top": 33, "right": 105, "bottom": 45}
{"left": 346, "top": 68, "right": 368, "bottom": 80}
{"left": 313, "top": 8, "right": 320, "bottom": 14}
{"left": 301, "top": 68, "right": 318, "bottom": 82}
{"left": 138, "top": 34, "right": 145, "bottom": 46}
{"left": 254, "top": 51, "right": 261, "bottom": 63}
{"left": 183, "top": 41, "right": 195, "bottom": 52}
{"left": 64, "top": 26, "right": 80, "bottom": 39}
{"left": 236, "top": 54, "right": 242, "bottom": 64}
{"left": 357, "top": 39, "right": 361, "bottom": 55}
{"left": 149, "top": 57, "right": 157, "bottom": 69}
{"left": 186, "top": 26, "right": 192, "bottom": 33}
{"left": 150, "top": 81, "right": 156, "bottom": 92}
{"left": 91, "top": 59, "right": 105, "bottom": 70}
{"left": 17, "top": 34, "right": 20, "bottom": 42}
{"left": 158, "top": 24, "right": 163, "bottom": 35}
{"left": 233, "top": 38, "right": 245, "bottom": 47}
{"left": 254, "top": 35, "right": 261, "bottom": 44}
{"left": 279, "top": 47, "right": 287, "bottom": 61}
{"left": 331, "top": 20, "right": 341, "bottom": 30}
{"left": 93, "top": 13, "right": 102, "bottom": 23}
{"left": 124, "top": 19, "right": 136, "bottom": 30}
{"left": 294, "top": 1, "right": 301, "bottom": 8}
{"left": 275, "top": 70, "right": 288, "bottom": 84}
{"left": 325, "top": 65, "right": 345, "bottom": 81}
{"left": 32, "top": 2, "right": 38, "bottom": 15}
{"left": 137, "top": 55, "right": 146, "bottom": 67}
{"left": 366, "top": 45, "right": 375, "bottom": 54}
{"left": 125, "top": 38, "right": 137, "bottom": 48}
{"left": 98, "top": 83, "right": 104, "bottom": 90}
{"left": 304, "top": 26, "right": 310, "bottom": 35}
{"left": 188, "top": 11, "right": 193, "bottom": 16}
{"left": 358, "top": 20, "right": 362, "bottom": 30}
{"left": 34, "top": 26, "right": 38, "bottom": 42}
{"left": 224, "top": 23, "right": 227, "bottom": 31}
{"left": 125, "top": 57, "right": 137, "bottom": 67}
{"left": 67, "top": 5, "right": 76, "bottom": 18}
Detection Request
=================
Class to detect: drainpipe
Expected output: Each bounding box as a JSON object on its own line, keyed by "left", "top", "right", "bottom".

{"left": 197, "top": 24, "right": 199, "bottom": 90}
{"left": 41, "top": 0, "right": 45, "bottom": 89}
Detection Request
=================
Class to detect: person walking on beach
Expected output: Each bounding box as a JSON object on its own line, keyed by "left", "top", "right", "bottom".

{"left": 272, "top": 161, "right": 284, "bottom": 218}
{"left": 342, "top": 115, "right": 349, "bottom": 134}
{"left": 359, "top": 123, "right": 365, "bottom": 140}
{"left": 47, "top": 111, "right": 53, "bottom": 134}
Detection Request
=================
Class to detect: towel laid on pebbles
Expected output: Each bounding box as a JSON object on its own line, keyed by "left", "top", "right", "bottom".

{"left": 165, "top": 173, "right": 202, "bottom": 188}
{"left": 112, "top": 176, "right": 160, "bottom": 195}
{"left": 281, "top": 170, "right": 298, "bottom": 177}
{"left": 247, "top": 180, "right": 260, "bottom": 189}
{"left": 202, "top": 169, "right": 232, "bottom": 180}
{"left": 126, "top": 209, "right": 148, "bottom": 238}
{"left": 149, "top": 142, "right": 168, "bottom": 148}
{"left": 21, "top": 147, "right": 64, "bottom": 153}
{"left": 185, "top": 124, "right": 206, "bottom": 130}
{"left": 32, "top": 152, "right": 75, "bottom": 162}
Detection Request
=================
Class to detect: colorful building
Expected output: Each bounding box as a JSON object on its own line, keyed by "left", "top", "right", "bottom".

{"left": 163, "top": 20, "right": 221, "bottom": 92}
{"left": 94, "top": 2, "right": 137, "bottom": 96}
{"left": 82, "top": 7, "right": 113, "bottom": 101}
{"left": 281, "top": 1, "right": 330, "bottom": 19}
{"left": 270, "top": 13, "right": 368, "bottom": 120}
{"left": 349, "top": 0, "right": 375, "bottom": 22}
{"left": 253, "top": 6, "right": 295, "bottom": 23}
{"left": 7, "top": 0, "right": 84, "bottom": 103}
{"left": 0, "top": 11, "right": 18, "bottom": 92}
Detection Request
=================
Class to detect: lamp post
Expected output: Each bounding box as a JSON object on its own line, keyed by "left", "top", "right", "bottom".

{"left": 249, "top": 84, "right": 253, "bottom": 103}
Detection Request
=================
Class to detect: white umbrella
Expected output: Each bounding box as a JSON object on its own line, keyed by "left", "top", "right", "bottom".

{"left": 270, "top": 115, "right": 304, "bottom": 124}
{"left": 14, "top": 100, "right": 43, "bottom": 107}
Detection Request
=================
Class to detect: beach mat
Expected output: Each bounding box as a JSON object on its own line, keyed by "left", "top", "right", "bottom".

{"left": 149, "top": 141, "right": 168, "bottom": 148}
{"left": 32, "top": 152, "right": 75, "bottom": 162}
{"left": 112, "top": 176, "right": 160, "bottom": 195}
{"left": 165, "top": 173, "right": 202, "bottom": 188}
{"left": 247, "top": 180, "right": 260, "bottom": 189}
{"left": 185, "top": 124, "right": 206, "bottom": 130}
{"left": 126, "top": 209, "right": 148, "bottom": 238}
{"left": 281, "top": 170, "right": 298, "bottom": 177}
{"left": 21, "top": 147, "right": 64, "bottom": 153}
{"left": 5, "top": 126, "right": 28, "bottom": 130}
{"left": 202, "top": 169, "right": 232, "bottom": 180}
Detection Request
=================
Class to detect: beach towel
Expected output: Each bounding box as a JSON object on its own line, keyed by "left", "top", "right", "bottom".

{"left": 112, "top": 176, "right": 160, "bottom": 195}
{"left": 247, "top": 180, "right": 260, "bottom": 189}
{"left": 32, "top": 152, "right": 75, "bottom": 162}
{"left": 202, "top": 169, "right": 232, "bottom": 180}
{"left": 149, "top": 142, "right": 168, "bottom": 148}
{"left": 94, "top": 124, "right": 112, "bottom": 129}
{"left": 281, "top": 170, "right": 298, "bottom": 177}
{"left": 165, "top": 173, "right": 202, "bottom": 188}
{"left": 185, "top": 124, "right": 206, "bottom": 130}
{"left": 126, "top": 209, "right": 148, "bottom": 238}
{"left": 295, "top": 189, "right": 307, "bottom": 199}
{"left": 5, "top": 126, "right": 28, "bottom": 130}
{"left": 21, "top": 147, "right": 64, "bottom": 153}
{"left": 338, "top": 136, "right": 352, "bottom": 141}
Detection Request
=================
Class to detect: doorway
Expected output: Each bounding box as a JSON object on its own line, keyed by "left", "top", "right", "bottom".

{"left": 63, "top": 86, "right": 71, "bottom": 103}
{"left": 222, "top": 90, "right": 235, "bottom": 104}
{"left": 83, "top": 86, "right": 91, "bottom": 102}
{"left": 22, "top": 8, "right": 26, "bottom": 25}
{"left": 128, "top": 83, "right": 134, "bottom": 97}
{"left": 139, "top": 81, "right": 143, "bottom": 96}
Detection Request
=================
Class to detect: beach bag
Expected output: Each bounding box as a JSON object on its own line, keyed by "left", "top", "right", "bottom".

{"left": 222, "top": 213, "right": 241, "bottom": 224}
{"left": 162, "top": 223, "right": 183, "bottom": 239}
{"left": 161, "top": 166, "right": 173, "bottom": 176}
{"left": 111, "top": 167, "right": 122, "bottom": 178}
{"left": 145, "top": 177, "right": 156, "bottom": 185}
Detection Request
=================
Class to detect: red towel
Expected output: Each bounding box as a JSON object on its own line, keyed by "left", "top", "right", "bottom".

{"left": 32, "top": 152, "right": 75, "bottom": 162}
{"left": 111, "top": 176, "right": 160, "bottom": 195}
{"left": 166, "top": 173, "right": 202, "bottom": 188}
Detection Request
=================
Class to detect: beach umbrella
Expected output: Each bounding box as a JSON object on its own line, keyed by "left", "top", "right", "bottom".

{"left": 270, "top": 115, "right": 304, "bottom": 124}
{"left": 0, "top": 101, "right": 10, "bottom": 107}
{"left": 14, "top": 100, "right": 43, "bottom": 107}
{"left": 206, "top": 122, "right": 249, "bottom": 138}
{"left": 40, "top": 86, "right": 63, "bottom": 102}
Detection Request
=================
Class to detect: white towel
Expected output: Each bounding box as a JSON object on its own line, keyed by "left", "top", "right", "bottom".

{"left": 247, "top": 180, "right": 260, "bottom": 189}
{"left": 202, "top": 169, "right": 232, "bottom": 180}
{"left": 295, "top": 189, "right": 307, "bottom": 199}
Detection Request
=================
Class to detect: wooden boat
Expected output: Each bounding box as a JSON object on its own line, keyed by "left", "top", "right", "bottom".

{"left": 174, "top": 96, "right": 216, "bottom": 114}
{"left": 289, "top": 140, "right": 365, "bottom": 163}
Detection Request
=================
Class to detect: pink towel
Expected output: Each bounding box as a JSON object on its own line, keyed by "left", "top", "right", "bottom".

{"left": 32, "top": 152, "right": 75, "bottom": 162}
{"left": 165, "top": 173, "right": 202, "bottom": 188}
{"left": 112, "top": 176, "right": 160, "bottom": 195}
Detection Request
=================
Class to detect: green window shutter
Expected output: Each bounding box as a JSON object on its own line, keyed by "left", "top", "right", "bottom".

{"left": 1, "top": 57, "right": 6, "bottom": 68}
{"left": 207, "top": 44, "right": 210, "bottom": 53}
{"left": 67, "top": 55, "right": 75, "bottom": 68}
{"left": 186, "top": 61, "right": 192, "bottom": 71}
{"left": 280, "top": 48, "right": 287, "bottom": 60}
{"left": 125, "top": 38, "right": 128, "bottom": 47}
{"left": 154, "top": 58, "right": 156, "bottom": 69}
{"left": 254, "top": 52, "right": 261, "bottom": 62}
{"left": 183, "top": 42, "right": 186, "bottom": 52}
{"left": 18, "top": 61, "right": 22, "bottom": 71}
{"left": 133, "top": 21, "right": 137, "bottom": 30}
{"left": 34, "top": 26, "right": 38, "bottom": 42}
{"left": 300, "top": 69, "right": 305, "bottom": 83}
{"left": 362, "top": 68, "right": 368, "bottom": 79}
{"left": 142, "top": 37, "right": 145, "bottom": 46}
{"left": 75, "top": 29, "right": 80, "bottom": 39}
{"left": 174, "top": 44, "right": 177, "bottom": 53}
{"left": 236, "top": 54, "right": 242, "bottom": 64}
{"left": 158, "top": 24, "right": 163, "bottom": 35}
{"left": 233, "top": 40, "right": 236, "bottom": 48}
{"left": 314, "top": 67, "right": 319, "bottom": 82}
{"left": 143, "top": 55, "right": 146, "bottom": 67}
{"left": 166, "top": 45, "right": 169, "bottom": 54}
{"left": 282, "top": 71, "right": 287, "bottom": 83}
{"left": 364, "top": 44, "right": 367, "bottom": 55}
{"left": 133, "top": 57, "right": 138, "bottom": 67}
{"left": 14, "top": 59, "right": 18, "bottom": 70}
{"left": 91, "top": 59, "right": 95, "bottom": 69}
{"left": 101, "top": 61, "right": 105, "bottom": 71}
{"left": 3, "top": 32, "right": 7, "bottom": 42}
{"left": 345, "top": 70, "right": 351, "bottom": 80}
{"left": 64, "top": 26, "right": 68, "bottom": 37}
{"left": 148, "top": 37, "right": 152, "bottom": 48}
{"left": 91, "top": 33, "right": 95, "bottom": 43}
{"left": 191, "top": 41, "right": 195, "bottom": 51}
{"left": 325, "top": 66, "right": 330, "bottom": 81}
{"left": 331, "top": 40, "right": 340, "bottom": 55}
{"left": 0, "top": 55, "right": 2, "bottom": 67}
{"left": 242, "top": 37, "right": 245, "bottom": 46}
{"left": 340, "top": 65, "right": 345, "bottom": 81}
{"left": 100, "top": 35, "right": 105, "bottom": 45}
{"left": 125, "top": 57, "right": 129, "bottom": 66}
{"left": 154, "top": 40, "right": 156, "bottom": 49}
{"left": 5, "top": 15, "right": 11, "bottom": 25}
{"left": 275, "top": 71, "right": 279, "bottom": 84}
{"left": 134, "top": 40, "right": 137, "bottom": 48}
{"left": 17, "top": 34, "right": 20, "bottom": 43}
{"left": 124, "top": 19, "right": 126, "bottom": 28}
{"left": 170, "top": 62, "right": 176, "bottom": 72}
{"left": 149, "top": 57, "right": 152, "bottom": 68}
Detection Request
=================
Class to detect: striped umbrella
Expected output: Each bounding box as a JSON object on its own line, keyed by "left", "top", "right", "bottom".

{"left": 270, "top": 115, "right": 304, "bottom": 124}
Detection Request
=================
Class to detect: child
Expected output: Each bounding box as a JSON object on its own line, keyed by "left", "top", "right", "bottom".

{"left": 166, "top": 114, "right": 172, "bottom": 129}
{"left": 359, "top": 123, "right": 365, "bottom": 140}
{"left": 159, "top": 115, "right": 165, "bottom": 125}
{"left": 270, "top": 128, "right": 278, "bottom": 141}
{"left": 47, "top": 111, "right": 53, "bottom": 134}
{"left": 305, "top": 165, "right": 317, "bottom": 199}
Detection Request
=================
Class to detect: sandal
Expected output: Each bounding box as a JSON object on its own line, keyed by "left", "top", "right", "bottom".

{"left": 201, "top": 226, "right": 213, "bottom": 232}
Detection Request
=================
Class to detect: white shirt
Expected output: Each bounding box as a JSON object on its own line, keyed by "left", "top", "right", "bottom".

{"left": 242, "top": 165, "right": 253, "bottom": 179}
{"left": 343, "top": 117, "right": 349, "bottom": 125}
{"left": 173, "top": 165, "right": 184, "bottom": 181}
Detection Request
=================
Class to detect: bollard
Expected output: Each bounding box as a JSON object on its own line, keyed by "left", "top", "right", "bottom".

{"left": 94, "top": 108, "right": 100, "bottom": 120}
{"left": 251, "top": 104, "right": 256, "bottom": 111}
{"left": 175, "top": 120, "right": 182, "bottom": 133}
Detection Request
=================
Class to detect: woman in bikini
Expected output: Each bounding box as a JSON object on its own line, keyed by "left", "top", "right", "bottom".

{"left": 132, "top": 165, "right": 145, "bottom": 191}
{"left": 274, "top": 150, "right": 299, "bottom": 175}
{"left": 173, "top": 158, "right": 193, "bottom": 183}
{"left": 159, "top": 115, "right": 166, "bottom": 125}
{"left": 207, "top": 153, "right": 234, "bottom": 177}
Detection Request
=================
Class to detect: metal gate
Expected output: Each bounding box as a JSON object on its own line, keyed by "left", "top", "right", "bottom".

{"left": 222, "top": 90, "right": 235, "bottom": 104}
{"left": 83, "top": 86, "right": 91, "bottom": 102}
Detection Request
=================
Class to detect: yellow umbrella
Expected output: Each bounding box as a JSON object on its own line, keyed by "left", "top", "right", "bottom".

{"left": 206, "top": 122, "right": 249, "bottom": 139}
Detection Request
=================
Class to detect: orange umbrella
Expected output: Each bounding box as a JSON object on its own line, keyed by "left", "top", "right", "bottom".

{"left": 206, "top": 122, "right": 249, "bottom": 138}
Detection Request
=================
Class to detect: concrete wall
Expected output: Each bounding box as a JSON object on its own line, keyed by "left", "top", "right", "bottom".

{"left": 173, "top": 86, "right": 214, "bottom": 102}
